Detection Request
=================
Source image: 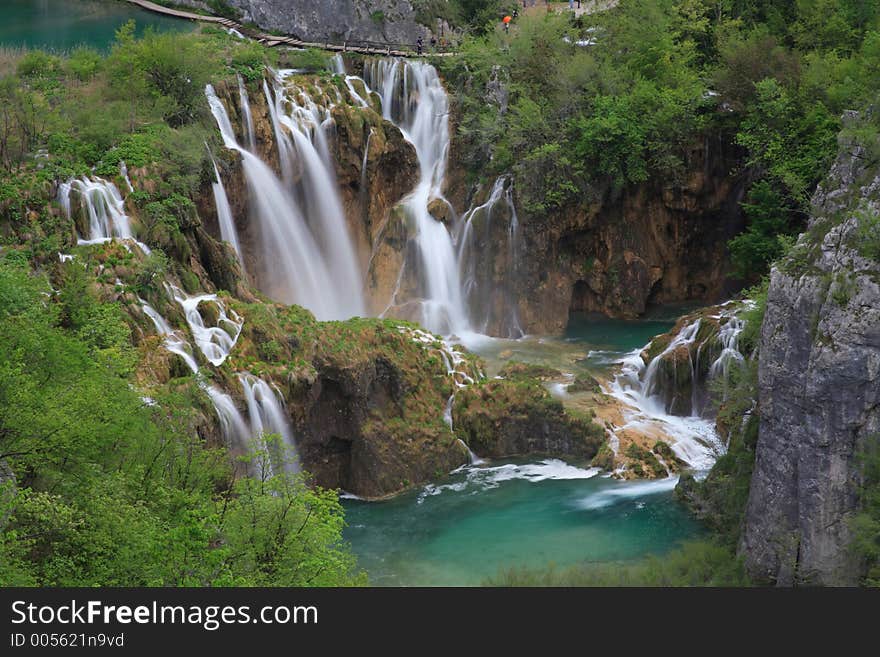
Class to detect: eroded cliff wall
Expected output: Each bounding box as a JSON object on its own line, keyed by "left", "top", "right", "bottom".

{"left": 740, "top": 119, "right": 880, "bottom": 585}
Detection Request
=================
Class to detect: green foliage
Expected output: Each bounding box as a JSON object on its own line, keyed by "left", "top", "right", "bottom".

{"left": 853, "top": 204, "right": 880, "bottom": 261}
{"left": 108, "top": 21, "right": 217, "bottom": 127}
{"left": 737, "top": 279, "right": 768, "bottom": 355}
{"left": 0, "top": 256, "right": 364, "bottom": 586}
{"left": 851, "top": 434, "right": 880, "bottom": 586}
{"left": 16, "top": 50, "right": 61, "bottom": 78}
{"left": 728, "top": 181, "right": 794, "bottom": 280}
{"left": 285, "top": 48, "right": 330, "bottom": 73}
{"left": 66, "top": 47, "right": 102, "bottom": 82}
{"left": 487, "top": 540, "right": 749, "bottom": 586}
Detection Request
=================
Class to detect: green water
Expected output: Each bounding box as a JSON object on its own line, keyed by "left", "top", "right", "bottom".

{"left": 344, "top": 314, "right": 706, "bottom": 586}
{"left": 0, "top": 0, "right": 193, "bottom": 52}
{"left": 344, "top": 464, "right": 703, "bottom": 586}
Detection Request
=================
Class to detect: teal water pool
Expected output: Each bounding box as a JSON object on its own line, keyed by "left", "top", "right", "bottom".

{"left": 344, "top": 314, "right": 706, "bottom": 586}
{"left": 0, "top": 0, "right": 194, "bottom": 52}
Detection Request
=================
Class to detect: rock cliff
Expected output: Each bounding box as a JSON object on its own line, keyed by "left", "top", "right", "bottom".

{"left": 486, "top": 136, "right": 748, "bottom": 335}
{"left": 175, "top": 0, "right": 431, "bottom": 44}
{"left": 739, "top": 119, "right": 880, "bottom": 585}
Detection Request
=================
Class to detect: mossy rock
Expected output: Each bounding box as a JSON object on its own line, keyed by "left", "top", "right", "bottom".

{"left": 625, "top": 443, "right": 667, "bottom": 479}
{"left": 498, "top": 360, "right": 562, "bottom": 381}
{"left": 568, "top": 373, "right": 602, "bottom": 393}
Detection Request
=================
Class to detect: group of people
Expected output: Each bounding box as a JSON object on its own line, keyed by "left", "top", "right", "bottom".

{"left": 415, "top": 35, "right": 440, "bottom": 55}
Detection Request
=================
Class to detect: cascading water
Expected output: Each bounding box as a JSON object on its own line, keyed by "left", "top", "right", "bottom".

{"left": 168, "top": 284, "right": 242, "bottom": 367}
{"left": 605, "top": 306, "right": 749, "bottom": 472}
{"left": 237, "top": 74, "right": 256, "bottom": 151}
{"left": 264, "top": 71, "right": 365, "bottom": 316}
{"left": 140, "top": 299, "right": 200, "bottom": 374}
{"left": 208, "top": 152, "right": 244, "bottom": 266}
{"left": 239, "top": 373, "right": 300, "bottom": 473}
{"left": 58, "top": 177, "right": 150, "bottom": 254}
{"left": 206, "top": 82, "right": 364, "bottom": 321}
{"left": 139, "top": 285, "right": 297, "bottom": 468}
{"left": 119, "top": 161, "right": 134, "bottom": 192}
{"left": 331, "top": 54, "right": 370, "bottom": 108}
{"left": 364, "top": 59, "right": 470, "bottom": 336}
{"left": 458, "top": 175, "right": 524, "bottom": 338}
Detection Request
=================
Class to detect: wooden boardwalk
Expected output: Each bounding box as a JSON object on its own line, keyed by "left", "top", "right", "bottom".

{"left": 125, "top": 0, "right": 452, "bottom": 57}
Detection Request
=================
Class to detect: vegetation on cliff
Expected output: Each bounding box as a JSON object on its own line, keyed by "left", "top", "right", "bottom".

{"left": 439, "top": 0, "right": 879, "bottom": 280}
{"left": 0, "top": 254, "right": 364, "bottom": 585}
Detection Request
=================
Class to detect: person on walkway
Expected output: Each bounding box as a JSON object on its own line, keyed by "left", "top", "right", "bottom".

{"left": 416, "top": 35, "right": 423, "bottom": 55}
{"left": 569, "top": 0, "right": 574, "bottom": 10}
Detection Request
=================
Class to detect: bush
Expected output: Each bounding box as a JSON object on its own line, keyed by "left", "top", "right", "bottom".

{"left": 16, "top": 50, "right": 61, "bottom": 78}
{"left": 67, "top": 47, "right": 102, "bottom": 81}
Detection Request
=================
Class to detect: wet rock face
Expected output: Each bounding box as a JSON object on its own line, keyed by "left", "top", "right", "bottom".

{"left": 177, "top": 0, "right": 431, "bottom": 43}
{"left": 454, "top": 135, "right": 748, "bottom": 334}
{"left": 740, "top": 128, "right": 880, "bottom": 585}
{"left": 291, "top": 357, "right": 465, "bottom": 499}
{"left": 452, "top": 377, "right": 605, "bottom": 461}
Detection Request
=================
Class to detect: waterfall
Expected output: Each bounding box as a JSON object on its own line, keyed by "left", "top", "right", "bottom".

{"left": 140, "top": 298, "right": 200, "bottom": 374}
{"left": 168, "top": 284, "right": 242, "bottom": 367}
{"left": 139, "top": 290, "right": 297, "bottom": 468}
{"left": 240, "top": 373, "right": 300, "bottom": 473}
{"left": 119, "top": 161, "right": 134, "bottom": 192}
{"left": 205, "top": 385, "right": 252, "bottom": 449}
{"left": 458, "top": 175, "right": 524, "bottom": 338}
{"left": 58, "top": 177, "right": 150, "bottom": 254}
{"left": 237, "top": 74, "right": 256, "bottom": 151}
{"left": 208, "top": 152, "right": 244, "bottom": 266}
{"left": 332, "top": 54, "right": 370, "bottom": 108}
{"left": 364, "top": 59, "right": 469, "bottom": 336}
{"left": 265, "top": 71, "right": 365, "bottom": 317}
{"left": 641, "top": 319, "right": 703, "bottom": 403}
{"left": 206, "top": 82, "right": 364, "bottom": 321}
{"left": 605, "top": 306, "right": 749, "bottom": 473}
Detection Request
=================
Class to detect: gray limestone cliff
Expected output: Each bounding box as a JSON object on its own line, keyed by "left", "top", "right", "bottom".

{"left": 175, "top": 0, "right": 431, "bottom": 43}
{"left": 740, "top": 116, "right": 880, "bottom": 585}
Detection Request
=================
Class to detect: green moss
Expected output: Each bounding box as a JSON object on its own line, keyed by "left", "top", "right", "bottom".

{"left": 625, "top": 443, "right": 667, "bottom": 479}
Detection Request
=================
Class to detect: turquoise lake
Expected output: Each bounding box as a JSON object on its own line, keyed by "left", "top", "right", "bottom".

{"left": 343, "top": 314, "right": 706, "bottom": 586}
{"left": 0, "top": 0, "right": 193, "bottom": 52}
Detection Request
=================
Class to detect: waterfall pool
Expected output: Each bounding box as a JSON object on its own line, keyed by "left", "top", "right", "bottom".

{"left": 1, "top": 0, "right": 193, "bottom": 52}
{"left": 343, "top": 312, "right": 709, "bottom": 586}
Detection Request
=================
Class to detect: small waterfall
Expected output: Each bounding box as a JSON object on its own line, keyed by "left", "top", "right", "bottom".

{"left": 168, "top": 284, "right": 242, "bottom": 367}
{"left": 458, "top": 175, "right": 524, "bottom": 338}
{"left": 119, "top": 161, "right": 134, "bottom": 192}
{"left": 58, "top": 177, "right": 150, "bottom": 254}
{"left": 206, "top": 384, "right": 252, "bottom": 448}
{"left": 708, "top": 314, "right": 746, "bottom": 393}
{"left": 457, "top": 438, "right": 485, "bottom": 466}
{"left": 139, "top": 291, "right": 297, "bottom": 467}
{"left": 240, "top": 373, "right": 300, "bottom": 473}
{"left": 237, "top": 74, "right": 256, "bottom": 151}
{"left": 605, "top": 306, "right": 749, "bottom": 473}
{"left": 208, "top": 151, "right": 244, "bottom": 266}
{"left": 264, "top": 71, "right": 365, "bottom": 317}
{"left": 364, "top": 59, "right": 469, "bottom": 336}
{"left": 140, "top": 298, "right": 200, "bottom": 374}
{"left": 206, "top": 82, "right": 364, "bottom": 321}
{"left": 641, "top": 319, "right": 702, "bottom": 404}
{"left": 332, "top": 54, "right": 370, "bottom": 108}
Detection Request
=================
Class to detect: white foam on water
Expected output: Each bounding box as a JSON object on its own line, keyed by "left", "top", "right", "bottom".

{"left": 574, "top": 476, "right": 679, "bottom": 510}
{"left": 419, "top": 459, "right": 601, "bottom": 503}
